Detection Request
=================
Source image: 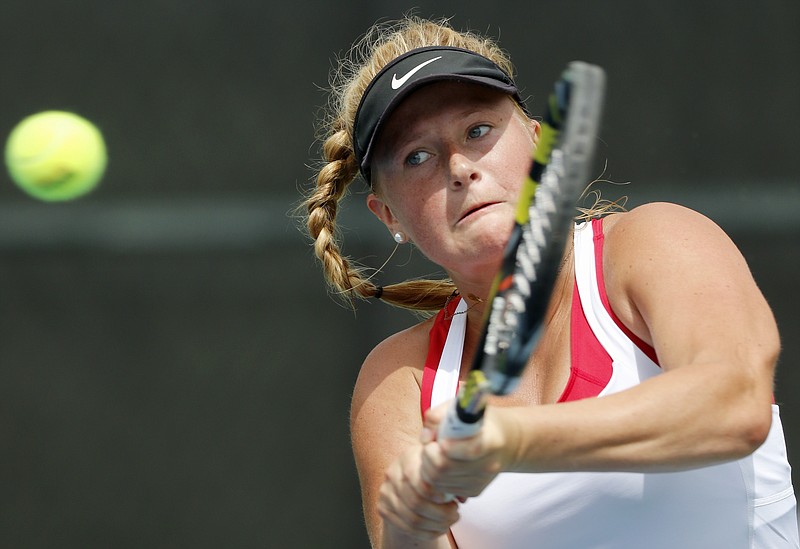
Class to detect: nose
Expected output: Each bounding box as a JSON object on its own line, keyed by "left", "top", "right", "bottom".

{"left": 448, "top": 151, "right": 480, "bottom": 190}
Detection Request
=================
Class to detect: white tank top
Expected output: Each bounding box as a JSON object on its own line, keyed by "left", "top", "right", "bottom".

{"left": 425, "top": 219, "right": 798, "bottom": 548}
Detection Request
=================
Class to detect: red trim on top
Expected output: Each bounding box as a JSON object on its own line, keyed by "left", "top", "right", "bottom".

{"left": 560, "top": 281, "right": 614, "bottom": 402}
{"left": 591, "top": 218, "right": 660, "bottom": 366}
{"left": 422, "top": 220, "right": 668, "bottom": 413}
{"left": 421, "top": 296, "right": 462, "bottom": 415}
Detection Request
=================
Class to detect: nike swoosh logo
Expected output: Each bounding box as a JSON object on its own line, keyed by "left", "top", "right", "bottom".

{"left": 391, "top": 56, "right": 443, "bottom": 89}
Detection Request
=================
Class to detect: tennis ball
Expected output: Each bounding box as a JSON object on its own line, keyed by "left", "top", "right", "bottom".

{"left": 4, "top": 111, "right": 107, "bottom": 201}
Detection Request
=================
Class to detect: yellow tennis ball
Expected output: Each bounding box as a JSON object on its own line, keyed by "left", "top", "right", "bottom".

{"left": 4, "top": 111, "right": 107, "bottom": 201}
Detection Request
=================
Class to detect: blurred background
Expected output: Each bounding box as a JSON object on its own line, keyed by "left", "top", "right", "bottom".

{"left": 0, "top": 1, "right": 797, "bottom": 547}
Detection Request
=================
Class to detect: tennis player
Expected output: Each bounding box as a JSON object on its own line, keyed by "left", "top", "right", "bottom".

{"left": 302, "top": 16, "right": 798, "bottom": 549}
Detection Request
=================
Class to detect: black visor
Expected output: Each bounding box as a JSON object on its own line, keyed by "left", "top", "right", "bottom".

{"left": 352, "top": 46, "right": 528, "bottom": 182}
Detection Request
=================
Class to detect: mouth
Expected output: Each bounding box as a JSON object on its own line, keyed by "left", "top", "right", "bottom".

{"left": 458, "top": 201, "right": 500, "bottom": 224}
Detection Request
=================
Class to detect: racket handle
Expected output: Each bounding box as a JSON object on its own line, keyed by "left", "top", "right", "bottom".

{"left": 437, "top": 369, "right": 489, "bottom": 440}
{"left": 434, "top": 371, "right": 489, "bottom": 503}
{"left": 437, "top": 403, "right": 482, "bottom": 503}
{"left": 438, "top": 402, "right": 483, "bottom": 440}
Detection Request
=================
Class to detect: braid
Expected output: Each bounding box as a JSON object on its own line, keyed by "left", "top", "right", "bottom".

{"left": 304, "top": 126, "right": 455, "bottom": 312}
{"left": 305, "top": 127, "right": 370, "bottom": 304}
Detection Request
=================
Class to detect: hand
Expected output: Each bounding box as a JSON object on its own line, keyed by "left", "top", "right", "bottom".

{"left": 377, "top": 403, "right": 519, "bottom": 539}
{"left": 377, "top": 441, "right": 461, "bottom": 541}
{"left": 419, "top": 402, "right": 516, "bottom": 499}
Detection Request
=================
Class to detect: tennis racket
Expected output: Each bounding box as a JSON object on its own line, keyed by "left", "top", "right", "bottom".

{"left": 438, "top": 61, "right": 606, "bottom": 449}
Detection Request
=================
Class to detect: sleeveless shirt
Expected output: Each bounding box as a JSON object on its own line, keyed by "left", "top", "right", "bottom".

{"left": 420, "top": 218, "right": 799, "bottom": 548}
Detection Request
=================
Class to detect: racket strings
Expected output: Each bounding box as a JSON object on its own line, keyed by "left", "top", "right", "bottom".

{"left": 447, "top": 62, "right": 605, "bottom": 426}
{"left": 480, "top": 155, "right": 568, "bottom": 393}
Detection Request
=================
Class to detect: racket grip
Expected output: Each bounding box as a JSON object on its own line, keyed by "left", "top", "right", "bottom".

{"left": 435, "top": 399, "right": 484, "bottom": 503}
{"left": 437, "top": 368, "right": 489, "bottom": 442}
{"left": 438, "top": 401, "right": 483, "bottom": 440}
{"left": 437, "top": 403, "right": 482, "bottom": 503}
{"left": 433, "top": 364, "right": 490, "bottom": 502}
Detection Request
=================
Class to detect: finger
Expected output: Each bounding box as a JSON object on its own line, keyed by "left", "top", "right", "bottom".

{"left": 420, "top": 439, "right": 483, "bottom": 484}
{"left": 381, "top": 478, "right": 460, "bottom": 536}
{"left": 377, "top": 501, "right": 448, "bottom": 541}
{"left": 417, "top": 445, "right": 474, "bottom": 500}
{"left": 399, "top": 480, "right": 460, "bottom": 523}
{"left": 413, "top": 447, "right": 456, "bottom": 504}
{"left": 418, "top": 441, "right": 452, "bottom": 489}
{"left": 419, "top": 442, "right": 499, "bottom": 498}
{"left": 438, "top": 431, "right": 487, "bottom": 461}
{"left": 423, "top": 401, "right": 449, "bottom": 429}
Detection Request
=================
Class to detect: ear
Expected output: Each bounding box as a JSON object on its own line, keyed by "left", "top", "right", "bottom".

{"left": 525, "top": 117, "right": 541, "bottom": 147}
{"left": 513, "top": 104, "right": 541, "bottom": 145}
{"left": 531, "top": 118, "right": 541, "bottom": 145}
{"left": 366, "top": 192, "right": 404, "bottom": 237}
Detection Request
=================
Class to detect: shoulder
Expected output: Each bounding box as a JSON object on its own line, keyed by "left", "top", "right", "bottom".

{"left": 602, "top": 201, "right": 725, "bottom": 243}
{"left": 601, "top": 201, "right": 744, "bottom": 272}
{"left": 599, "top": 202, "right": 759, "bottom": 347}
{"left": 355, "top": 317, "right": 435, "bottom": 395}
{"left": 350, "top": 317, "right": 436, "bottom": 433}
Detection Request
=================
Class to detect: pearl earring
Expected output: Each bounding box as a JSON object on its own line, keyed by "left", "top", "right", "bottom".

{"left": 393, "top": 232, "right": 406, "bottom": 244}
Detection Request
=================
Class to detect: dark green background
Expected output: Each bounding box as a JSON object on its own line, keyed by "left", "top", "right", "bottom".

{"left": 1, "top": 1, "right": 798, "bottom": 547}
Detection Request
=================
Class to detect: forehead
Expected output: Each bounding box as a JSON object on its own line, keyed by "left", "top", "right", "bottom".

{"left": 375, "top": 81, "right": 512, "bottom": 149}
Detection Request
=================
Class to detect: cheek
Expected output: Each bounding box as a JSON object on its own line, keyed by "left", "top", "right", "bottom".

{"left": 403, "top": 195, "right": 445, "bottom": 241}
{"left": 381, "top": 185, "right": 437, "bottom": 231}
{"left": 391, "top": 194, "right": 449, "bottom": 256}
{"left": 488, "top": 137, "right": 533, "bottom": 194}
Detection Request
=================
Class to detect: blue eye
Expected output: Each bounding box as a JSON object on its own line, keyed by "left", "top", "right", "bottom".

{"left": 468, "top": 124, "right": 491, "bottom": 139}
{"left": 406, "top": 150, "right": 432, "bottom": 166}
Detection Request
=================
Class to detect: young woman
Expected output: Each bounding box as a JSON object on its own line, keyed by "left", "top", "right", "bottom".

{"left": 302, "top": 16, "right": 798, "bottom": 549}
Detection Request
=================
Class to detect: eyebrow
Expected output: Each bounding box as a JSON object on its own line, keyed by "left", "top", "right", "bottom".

{"left": 386, "top": 103, "right": 502, "bottom": 150}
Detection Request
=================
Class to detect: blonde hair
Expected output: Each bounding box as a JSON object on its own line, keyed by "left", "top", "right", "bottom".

{"left": 301, "top": 16, "right": 518, "bottom": 312}
{"left": 301, "top": 16, "right": 622, "bottom": 313}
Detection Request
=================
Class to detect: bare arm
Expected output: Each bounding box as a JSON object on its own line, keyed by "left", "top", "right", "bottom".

{"left": 419, "top": 203, "right": 779, "bottom": 497}
{"left": 350, "top": 324, "right": 457, "bottom": 548}
{"left": 597, "top": 203, "right": 773, "bottom": 458}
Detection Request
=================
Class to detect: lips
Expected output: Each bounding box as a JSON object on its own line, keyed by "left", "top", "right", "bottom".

{"left": 458, "top": 201, "right": 500, "bottom": 223}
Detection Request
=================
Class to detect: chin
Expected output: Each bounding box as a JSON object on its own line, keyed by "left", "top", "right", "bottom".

{"left": 464, "top": 234, "right": 508, "bottom": 269}
{"left": 477, "top": 216, "right": 515, "bottom": 246}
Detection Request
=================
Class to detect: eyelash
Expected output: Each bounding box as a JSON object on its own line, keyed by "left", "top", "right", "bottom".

{"left": 404, "top": 124, "right": 492, "bottom": 167}
{"left": 468, "top": 124, "right": 491, "bottom": 139}
{"left": 405, "top": 150, "right": 430, "bottom": 166}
